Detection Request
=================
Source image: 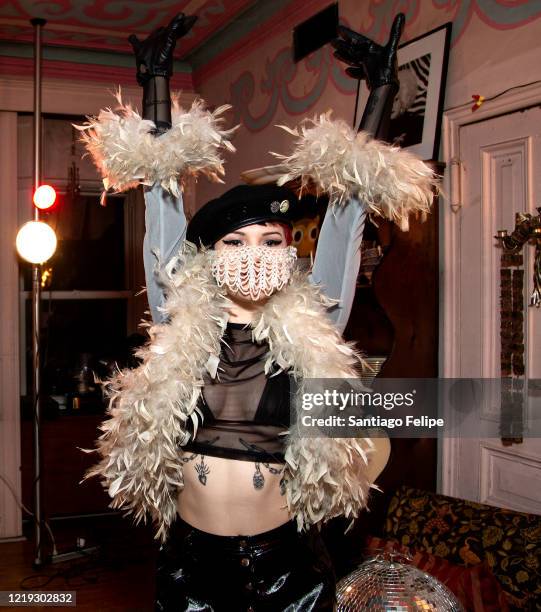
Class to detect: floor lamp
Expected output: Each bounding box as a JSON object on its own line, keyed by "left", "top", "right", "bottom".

{"left": 16, "top": 17, "right": 100, "bottom": 568}
{"left": 15, "top": 17, "right": 57, "bottom": 568}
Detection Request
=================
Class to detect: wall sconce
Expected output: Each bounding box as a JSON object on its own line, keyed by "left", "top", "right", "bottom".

{"left": 495, "top": 207, "right": 541, "bottom": 307}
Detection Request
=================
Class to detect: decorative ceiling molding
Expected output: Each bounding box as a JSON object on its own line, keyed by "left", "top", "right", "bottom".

{"left": 0, "top": 40, "right": 191, "bottom": 71}
{"left": 0, "top": 0, "right": 331, "bottom": 90}
{"left": 0, "top": 38, "right": 193, "bottom": 89}
{"left": 0, "top": 73, "right": 195, "bottom": 114}
{"left": 0, "top": 0, "right": 254, "bottom": 56}
{"left": 0, "top": 55, "right": 193, "bottom": 89}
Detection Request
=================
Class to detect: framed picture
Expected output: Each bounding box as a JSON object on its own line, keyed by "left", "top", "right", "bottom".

{"left": 357, "top": 22, "right": 451, "bottom": 160}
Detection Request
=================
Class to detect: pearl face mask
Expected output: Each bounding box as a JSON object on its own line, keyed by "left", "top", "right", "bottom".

{"left": 211, "top": 245, "right": 297, "bottom": 301}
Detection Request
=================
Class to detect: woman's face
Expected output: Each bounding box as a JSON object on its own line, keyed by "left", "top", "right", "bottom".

{"left": 214, "top": 222, "right": 287, "bottom": 250}
{"left": 211, "top": 222, "right": 294, "bottom": 304}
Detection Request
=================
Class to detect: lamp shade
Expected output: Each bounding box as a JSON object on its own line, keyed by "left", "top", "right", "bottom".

{"left": 16, "top": 221, "right": 57, "bottom": 264}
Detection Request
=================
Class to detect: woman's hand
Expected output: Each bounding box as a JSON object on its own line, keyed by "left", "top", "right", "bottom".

{"left": 331, "top": 13, "right": 405, "bottom": 91}
{"left": 128, "top": 13, "right": 197, "bottom": 131}
{"left": 128, "top": 13, "right": 197, "bottom": 86}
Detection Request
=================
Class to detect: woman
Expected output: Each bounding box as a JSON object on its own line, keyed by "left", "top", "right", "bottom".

{"left": 81, "top": 12, "right": 436, "bottom": 611}
{"left": 153, "top": 184, "right": 350, "bottom": 610}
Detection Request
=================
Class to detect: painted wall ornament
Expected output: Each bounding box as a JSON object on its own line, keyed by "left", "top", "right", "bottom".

{"left": 228, "top": 0, "right": 541, "bottom": 134}
{"left": 230, "top": 45, "right": 357, "bottom": 132}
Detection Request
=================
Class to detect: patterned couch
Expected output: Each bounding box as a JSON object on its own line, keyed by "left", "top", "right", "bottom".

{"left": 367, "top": 485, "right": 541, "bottom": 610}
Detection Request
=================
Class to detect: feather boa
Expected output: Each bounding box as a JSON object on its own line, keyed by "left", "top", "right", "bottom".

{"left": 273, "top": 112, "right": 439, "bottom": 231}
{"left": 75, "top": 91, "right": 236, "bottom": 198}
{"left": 82, "top": 244, "right": 374, "bottom": 542}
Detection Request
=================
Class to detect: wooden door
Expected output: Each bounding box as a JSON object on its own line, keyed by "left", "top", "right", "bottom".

{"left": 443, "top": 106, "right": 541, "bottom": 513}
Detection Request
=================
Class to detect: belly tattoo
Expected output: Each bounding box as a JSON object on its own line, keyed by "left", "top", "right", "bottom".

{"left": 180, "top": 452, "right": 286, "bottom": 492}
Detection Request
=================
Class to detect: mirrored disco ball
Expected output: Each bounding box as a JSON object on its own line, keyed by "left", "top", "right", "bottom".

{"left": 336, "top": 554, "right": 464, "bottom": 611}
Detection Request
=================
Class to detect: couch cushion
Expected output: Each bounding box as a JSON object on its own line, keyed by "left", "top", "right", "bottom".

{"left": 383, "top": 485, "right": 541, "bottom": 608}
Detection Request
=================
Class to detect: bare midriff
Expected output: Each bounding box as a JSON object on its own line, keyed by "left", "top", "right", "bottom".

{"left": 176, "top": 453, "right": 291, "bottom": 536}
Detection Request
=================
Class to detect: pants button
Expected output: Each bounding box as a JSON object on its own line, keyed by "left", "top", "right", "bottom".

{"left": 247, "top": 607, "right": 254, "bottom": 612}
{"left": 239, "top": 539, "right": 248, "bottom": 547}
{"left": 245, "top": 582, "right": 253, "bottom": 591}
{"left": 241, "top": 557, "right": 250, "bottom": 567}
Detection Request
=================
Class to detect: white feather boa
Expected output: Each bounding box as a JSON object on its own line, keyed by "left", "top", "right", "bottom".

{"left": 273, "top": 112, "right": 439, "bottom": 231}
{"left": 83, "top": 244, "right": 375, "bottom": 542}
{"left": 76, "top": 92, "right": 236, "bottom": 198}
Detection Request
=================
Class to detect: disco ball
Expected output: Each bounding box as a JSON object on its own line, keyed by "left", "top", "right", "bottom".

{"left": 336, "top": 552, "right": 465, "bottom": 611}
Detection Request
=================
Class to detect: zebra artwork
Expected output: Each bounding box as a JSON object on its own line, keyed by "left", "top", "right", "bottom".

{"left": 389, "top": 53, "right": 431, "bottom": 149}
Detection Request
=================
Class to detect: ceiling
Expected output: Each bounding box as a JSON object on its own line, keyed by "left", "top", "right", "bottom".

{"left": 0, "top": 0, "right": 306, "bottom": 88}
{"left": 0, "top": 0, "right": 255, "bottom": 57}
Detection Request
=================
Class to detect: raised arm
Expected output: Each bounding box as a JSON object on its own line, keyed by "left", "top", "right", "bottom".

{"left": 272, "top": 109, "right": 437, "bottom": 331}
{"left": 129, "top": 14, "right": 197, "bottom": 134}
{"left": 142, "top": 185, "right": 187, "bottom": 323}
{"left": 332, "top": 14, "right": 405, "bottom": 140}
{"left": 308, "top": 202, "right": 366, "bottom": 334}
{"left": 77, "top": 13, "right": 235, "bottom": 324}
{"left": 297, "top": 14, "right": 421, "bottom": 334}
{"left": 129, "top": 15, "right": 196, "bottom": 323}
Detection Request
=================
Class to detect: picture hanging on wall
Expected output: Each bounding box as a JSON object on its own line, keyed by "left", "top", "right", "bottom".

{"left": 358, "top": 22, "right": 451, "bottom": 160}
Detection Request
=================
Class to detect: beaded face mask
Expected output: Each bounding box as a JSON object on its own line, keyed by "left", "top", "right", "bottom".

{"left": 210, "top": 245, "right": 297, "bottom": 301}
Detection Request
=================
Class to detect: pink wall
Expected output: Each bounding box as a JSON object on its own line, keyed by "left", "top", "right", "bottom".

{"left": 193, "top": 0, "right": 541, "bottom": 207}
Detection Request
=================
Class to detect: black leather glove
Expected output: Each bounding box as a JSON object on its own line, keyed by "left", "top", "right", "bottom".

{"left": 128, "top": 13, "right": 197, "bottom": 86}
{"left": 332, "top": 13, "right": 404, "bottom": 91}
{"left": 333, "top": 14, "right": 405, "bottom": 140}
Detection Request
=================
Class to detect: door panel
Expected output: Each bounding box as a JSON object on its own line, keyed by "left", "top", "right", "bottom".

{"left": 449, "top": 106, "right": 541, "bottom": 513}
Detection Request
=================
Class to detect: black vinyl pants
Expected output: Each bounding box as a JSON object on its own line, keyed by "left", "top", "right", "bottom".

{"left": 155, "top": 516, "right": 336, "bottom": 611}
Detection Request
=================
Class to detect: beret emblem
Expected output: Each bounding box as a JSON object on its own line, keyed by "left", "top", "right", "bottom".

{"left": 270, "top": 199, "right": 290, "bottom": 213}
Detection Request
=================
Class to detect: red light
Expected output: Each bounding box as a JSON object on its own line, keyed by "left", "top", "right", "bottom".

{"left": 33, "top": 185, "right": 57, "bottom": 210}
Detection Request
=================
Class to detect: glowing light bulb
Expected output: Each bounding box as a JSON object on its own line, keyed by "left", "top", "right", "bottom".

{"left": 33, "top": 185, "right": 57, "bottom": 210}
{"left": 16, "top": 221, "right": 57, "bottom": 264}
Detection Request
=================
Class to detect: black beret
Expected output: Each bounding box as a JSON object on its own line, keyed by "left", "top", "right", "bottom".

{"left": 186, "top": 184, "right": 298, "bottom": 248}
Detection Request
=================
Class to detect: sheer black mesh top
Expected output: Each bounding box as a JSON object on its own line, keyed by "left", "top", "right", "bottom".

{"left": 182, "top": 322, "right": 292, "bottom": 464}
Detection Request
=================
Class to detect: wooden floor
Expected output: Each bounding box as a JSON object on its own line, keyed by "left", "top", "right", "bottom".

{"left": 0, "top": 514, "right": 157, "bottom": 611}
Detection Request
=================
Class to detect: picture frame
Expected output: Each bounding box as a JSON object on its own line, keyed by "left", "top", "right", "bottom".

{"left": 357, "top": 22, "right": 452, "bottom": 161}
